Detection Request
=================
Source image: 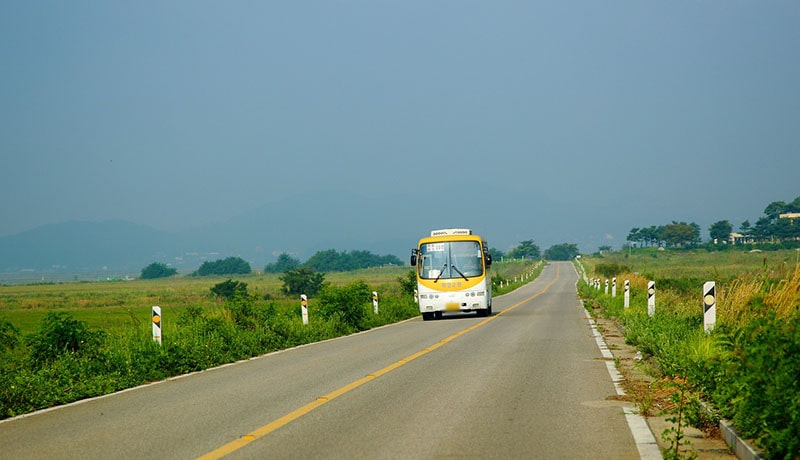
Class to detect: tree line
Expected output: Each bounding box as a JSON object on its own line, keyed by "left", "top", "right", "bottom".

{"left": 626, "top": 195, "right": 800, "bottom": 249}
{"left": 141, "top": 250, "right": 403, "bottom": 280}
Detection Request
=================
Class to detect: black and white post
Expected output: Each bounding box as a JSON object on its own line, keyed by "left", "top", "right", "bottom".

{"left": 301, "top": 294, "right": 309, "bottom": 325}
{"left": 624, "top": 279, "right": 630, "bottom": 308}
{"left": 612, "top": 277, "right": 617, "bottom": 298}
{"left": 647, "top": 281, "right": 656, "bottom": 317}
{"left": 605, "top": 279, "right": 609, "bottom": 295}
{"left": 152, "top": 306, "right": 162, "bottom": 345}
{"left": 703, "top": 281, "right": 716, "bottom": 333}
{"left": 373, "top": 291, "right": 379, "bottom": 314}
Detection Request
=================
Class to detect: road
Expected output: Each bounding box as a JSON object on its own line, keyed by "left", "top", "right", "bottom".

{"left": 1, "top": 262, "right": 649, "bottom": 459}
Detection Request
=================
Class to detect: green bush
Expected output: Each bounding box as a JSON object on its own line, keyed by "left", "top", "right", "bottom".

{"left": 0, "top": 317, "right": 19, "bottom": 352}
{"left": 210, "top": 279, "right": 248, "bottom": 301}
{"left": 316, "top": 281, "right": 371, "bottom": 333}
{"left": 718, "top": 312, "right": 800, "bottom": 459}
{"left": 26, "top": 312, "right": 105, "bottom": 366}
{"left": 280, "top": 267, "right": 325, "bottom": 296}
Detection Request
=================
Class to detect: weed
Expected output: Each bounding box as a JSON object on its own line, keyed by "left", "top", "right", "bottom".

{"left": 661, "top": 377, "right": 697, "bottom": 460}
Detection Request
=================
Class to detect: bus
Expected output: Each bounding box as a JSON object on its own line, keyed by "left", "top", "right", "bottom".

{"left": 410, "top": 228, "right": 493, "bottom": 320}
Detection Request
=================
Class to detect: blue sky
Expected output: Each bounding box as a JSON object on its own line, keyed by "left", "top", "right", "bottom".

{"left": 2, "top": 1, "right": 799, "bottom": 253}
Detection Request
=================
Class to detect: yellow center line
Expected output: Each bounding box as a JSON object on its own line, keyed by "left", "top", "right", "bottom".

{"left": 198, "top": 264, "right": 560, "bottom": 459}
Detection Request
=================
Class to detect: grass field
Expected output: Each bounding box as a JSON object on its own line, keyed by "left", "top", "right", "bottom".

{"left": 584, "top": 246, "right": 800, "bottom": 280}
{"left": 0, "top": 261, "right": 537, "bottom": 336}
{"left": 0, "top": 266, "right": 414, "bottom": 336}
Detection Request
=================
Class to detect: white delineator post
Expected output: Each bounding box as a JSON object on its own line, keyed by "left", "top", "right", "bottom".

{"left": 624, "top": 279, "right": 630, "bottom": 308}
{"left": 373, "top": 291, "right": 379, "bottom": 314}
{"left": 647, "top": 281, "right": 656, "bottom": 317}
{"left": 152, "top": 306, "right": 162, "bottom": 345}
{"left": 703, "top": 281, "right": 716, "bottom": 333}
{"left": 301, "top": 294, "right": 309, "bottom": 325}
{"left": 605, "top": 279, "right": 609, "bottom": 295}
{"left": 612, "top": 277, "right": 617, "bottom": 298}
{"left": 414, "top": 289, "right": 418, "bottom": 303}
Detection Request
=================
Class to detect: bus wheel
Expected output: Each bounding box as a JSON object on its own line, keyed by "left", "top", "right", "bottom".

{"left": 422, "top": 312, "right": 434, "bottom": 321}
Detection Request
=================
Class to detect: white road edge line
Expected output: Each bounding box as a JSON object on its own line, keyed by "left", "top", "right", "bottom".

{"left": 573, "top": 264, "right": 662, "bottom": 460}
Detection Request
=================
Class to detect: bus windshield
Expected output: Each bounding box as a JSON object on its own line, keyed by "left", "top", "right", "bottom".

{"left": 419, "top": 241, "right": 483, "bottom": 280}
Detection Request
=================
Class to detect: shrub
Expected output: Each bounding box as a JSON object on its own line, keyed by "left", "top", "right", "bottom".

{"left": 26, "top": 312, "right": 104, "bottom": 365}
{"left": 210, "top": 279, "right": 248, "bottom": 301}
{"left": 280, "top": 267, "right": 325, "bottom": 296}
{"left": 316, "top": 281, "right": 371, "bottom": 332}
{"left": 0, "top": 317, "right": 19, "bottom": 352}
{"left": 720, "top": 311, "right": 800, "bottom": 459}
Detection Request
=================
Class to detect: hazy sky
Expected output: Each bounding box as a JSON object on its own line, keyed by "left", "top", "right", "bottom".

{"left": 2, "top": 1, "right": 799, "bottom": 252}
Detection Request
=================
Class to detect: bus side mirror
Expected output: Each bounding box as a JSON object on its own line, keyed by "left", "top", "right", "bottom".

{"left": 485, "top": 254, "right": 492, "bottom": 267}
{"left": 410, "top": 249, "right": 418, "bottom": 266}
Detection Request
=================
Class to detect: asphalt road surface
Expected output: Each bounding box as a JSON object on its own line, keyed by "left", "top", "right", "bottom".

{"left": 1, "top": 262, "right": 646, "bottom": 459}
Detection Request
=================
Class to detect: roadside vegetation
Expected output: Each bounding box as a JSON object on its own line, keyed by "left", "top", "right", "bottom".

{"left": 578, "top": 247, "right": 800, "bottom": 459}
{"left": 0, "top": 249, "right": 540, "bottom": 421}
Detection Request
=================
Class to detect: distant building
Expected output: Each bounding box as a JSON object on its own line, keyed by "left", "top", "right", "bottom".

{"left": 729, "top": 232, "right": 750, "bottom": 244}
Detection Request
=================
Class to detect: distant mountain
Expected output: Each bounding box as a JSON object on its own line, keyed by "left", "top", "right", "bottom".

{"left": 0, "top": 191, "right": 426, "bottom": 275}
{"left": 0, "top": 220, "right": 186, "bottom": 274}
{"left": 0, "top": 187, "right": 598, "bottom": 278}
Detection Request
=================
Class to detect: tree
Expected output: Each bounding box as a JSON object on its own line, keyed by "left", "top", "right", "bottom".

{"left": 489, "top": 247, "right": 505, "bottom": 261}
{"left": 195, "top": 257, "right": 251, "bottom": 276}
{"left": 709, "top": 220, "right": 733, "bottom": 243}
{"left": 140, "top": 262, "right": 178, "bottom": 279}
{"left": 303, "top": 249, "right": 403, "bottom": 272}
{"left": 626, "top": 228, "right": 641, "bottom": 247}
{"left": 764, "top": 201, "right": 788, "bottom": 220}
{"left": 264, "top": 253, "right": 300, "bottom": 273}
{"left": 661, "top": 222, "right": 701, "bottom": 247}
{"left": 544, "top": 243, "right": 579, "bottom": 261}
{"left": 280, "top": 267, "right": 326, "bottom": 296}
{"left": 739, "top": 220, "right": 752, "bottom": 237}
{"left": 507, "top": 240, "right": 541, "bottom": 259}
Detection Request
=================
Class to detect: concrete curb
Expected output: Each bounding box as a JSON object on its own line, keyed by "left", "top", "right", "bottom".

{"left": 720, "top": 420, "right": 762, "bottom": 460}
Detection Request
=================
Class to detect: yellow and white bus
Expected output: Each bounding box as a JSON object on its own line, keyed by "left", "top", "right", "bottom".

{"left": 410, "top": 228, "right": 493, "bottom": 320}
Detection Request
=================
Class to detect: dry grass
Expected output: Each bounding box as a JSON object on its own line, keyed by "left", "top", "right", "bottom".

{"left": 764, "top": 264, "right": 800, "bottom": 319}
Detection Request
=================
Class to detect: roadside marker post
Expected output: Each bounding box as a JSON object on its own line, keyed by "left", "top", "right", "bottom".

{"left": 703, "top": 281, "right": 716, "bottom": 333}
{"left": 647, "top": 281, "right": 656, "bottom": 317}
{"left": 624, "top": 280, "right": 630, "bottom": 308}
{"left": 301, "top": 295, "right": 309, "bottom": 325}
{"left": 373, "top": 291, "right": 379, "bottom": 314}
{"left": 605, "top": 279, "right": 609, "bottom": 295}
{"left": 152, "top": 306, "right": 162, "bottom": 345}
{"left": 612, "top": 277, "right": 617, "bottom": 298}
{"left": 414, "top": 289, "right": 418, "bottom": 303}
